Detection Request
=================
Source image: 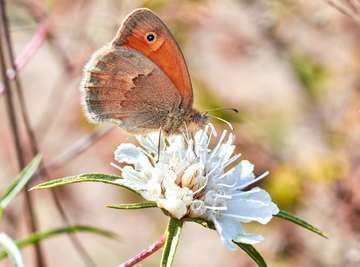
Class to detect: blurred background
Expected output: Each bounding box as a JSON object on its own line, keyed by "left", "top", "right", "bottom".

{"left": 0, "top": 0, "right": 359, "bottom": 266}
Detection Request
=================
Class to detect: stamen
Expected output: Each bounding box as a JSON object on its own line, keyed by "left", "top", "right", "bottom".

{"left": 206, "top": 160, "right": 223, "bottom": 177}
{"left": 230, "top": 187, "right": 261, "bottom": 197}
{"left": 226, "top": 133, "right": 233, "bottom": 146}
{"left": 147, "top": 134, "right": 160, "bottom": 154}
{"left": 125, "top": 169, "right": 148, "bottom": 183}
{"left": 224, "top": 153, "right": 242, "bottom": 168}
{"left": 140, "top": 147, "right": 155, "bottom": 161}
{"left": 221, "top": 213, "right": 264, "bottom": 221}
{"left": 208, "top": 123, "right": 218, "bottom": 138}
{"left": 218, "top": 160, "right": 244, "bottom": 182}
{"left": 205, "top": 205, "right": 228, "bottom": 211}
{"left": 216, "top": 193, "right": 232, "bottom": 200}
{"left": 110, "top": 162, "right": 123, "bottom": 172}
{"left": 211, "top": 130, "right": 227, "bottom": 157}
{"left": 204, "top": 125, "right": 213, "bottom": 148}
{"left": 235, "top": 171, "right": 269, "bottom": 190}
{"left": 193, "top": 176, "right": 209, "bottom": 195}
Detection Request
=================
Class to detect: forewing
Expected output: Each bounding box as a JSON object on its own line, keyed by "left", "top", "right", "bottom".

{"left": 81, "top": 45, "right": 181, "bottom": 133}
{"left": 112, "top": 8, "right": 194, "bottom": 109}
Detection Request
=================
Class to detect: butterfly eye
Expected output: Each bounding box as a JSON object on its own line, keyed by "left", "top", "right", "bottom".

{"left": 145, "top": 32, "right": 157, "bottom": 42}
{"left": 194, "top": 113, "right": 202, "bottom": 124}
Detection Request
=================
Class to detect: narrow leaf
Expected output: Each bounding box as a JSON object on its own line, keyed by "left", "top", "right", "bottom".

{"left": 30, "top": 173, "right": 139, "bottom": 194}
{"left": 107, "top": 202, "right": 157, "bottom": 210}
{"left": 235, "top": 242, "right": 267, "bottom": 267}
{"left": 0, "top": 155, "right": 42, "bottom": 209}
{"left": 30, "top": 173, "right": 122, "bottom": 190}
{"left": 275, "top": 210, "right": 327, "bottom": 238}
{"left": 189, "top": 218, "right": 267, "bottom": 266}
{"left": 0, "top": 232, "right": 24, "bottom": 267}
{"left": 0, "top": 225, "right": 120, "bottom": 260}
{"left": 161, "top": 217, "right": 183, "bottom": 267}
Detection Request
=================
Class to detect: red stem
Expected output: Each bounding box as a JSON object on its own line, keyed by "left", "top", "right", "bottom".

{"left": 0, "top": 82, "right": 3, "bottom": 96}
{"left": 118, "top": 232, "right": 166, "bottom": 267}
{"left": 6, "top": 18, "right": 48, "bottom": 80}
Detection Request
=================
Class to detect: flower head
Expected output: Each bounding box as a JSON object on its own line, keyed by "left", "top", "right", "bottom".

{"left": 114, "top": 126, "right": 279, "bottom": 250}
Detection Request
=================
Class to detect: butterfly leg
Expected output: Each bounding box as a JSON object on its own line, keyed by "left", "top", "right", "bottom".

{"left": 190, "top": 132, "right": 200, "bottom": 158}
{"left": 182, "top": 122, "right": 198, "bottom": 158}
{"left": 156, "top": 128, "right": 162, "bottom": 163}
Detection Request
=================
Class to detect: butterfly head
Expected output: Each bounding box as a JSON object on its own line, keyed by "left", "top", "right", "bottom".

{"left": 189, "top": 109, "right": 209, "bottom": 131}
{"left": 193, "top": 111, "right": 209, "bottom": 129}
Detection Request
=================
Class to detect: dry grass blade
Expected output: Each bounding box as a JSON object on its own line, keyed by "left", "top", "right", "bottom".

{"left": 325, "top": 0, "right": 360, "bottom": 24}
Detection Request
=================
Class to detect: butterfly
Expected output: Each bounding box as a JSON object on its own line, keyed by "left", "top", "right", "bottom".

{"left": 80, "top": 8, "right": 208, "bottom": 135}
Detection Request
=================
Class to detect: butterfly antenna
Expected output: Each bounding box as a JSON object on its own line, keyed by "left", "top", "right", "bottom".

{"left": 207, "top": 115, "right": 234, "bottom": 131}
{"left": 202, "top": 107, "right": 238, "bottom": 131}
{"left": 204, "top": 107, "right": 239, "bottom": 113}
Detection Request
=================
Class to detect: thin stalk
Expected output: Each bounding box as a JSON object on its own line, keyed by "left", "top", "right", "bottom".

{"left": 160, "top": 217, "right": 183, "bottom": 267}
{"left": 13, "top": 0, "right": 74, "bottom": 72}
{"left": 118, "top": 232, "right": 166, "bottom": 267}
{"left": 0, "top": 1, "right": 99, "bottom": 266}
{"left": 6, "top": 18, "right": 48, "bottom": 79}
{"left": 0, "top": 1, "right": 44, "bottom": 266}
{"left": 35, "top": 127, "right": 113, "bottom": 179}
{"left": 325, "top": 0, "right": 360, "bottom": 24}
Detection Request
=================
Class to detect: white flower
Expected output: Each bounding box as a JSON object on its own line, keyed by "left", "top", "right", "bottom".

{"left": 113, "top": 126, "right": 279, "bottom": 250}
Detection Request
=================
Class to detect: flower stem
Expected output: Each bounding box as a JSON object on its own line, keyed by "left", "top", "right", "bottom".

{"left": 118, "top": 232, "right": 166, "bottom": 267}
{"left": 7, "top": 18, "right": 49, "bottom": 79}
{"left": 161, "top": 217, "right": 184, "bottom": 267}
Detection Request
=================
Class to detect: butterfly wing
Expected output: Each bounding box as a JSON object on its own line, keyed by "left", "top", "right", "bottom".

{"left": 81, "top": 45, "right": 181, "bottom": 133}
{"left": 112, "top": 8, "right": 194, "bottom": 110}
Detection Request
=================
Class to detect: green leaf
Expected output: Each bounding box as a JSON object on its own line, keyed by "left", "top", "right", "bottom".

{"left": 30, "top": 173, "right": 138, "bottom": 194}
{"left": 275, "top": 210, "right": 327, "bottom": 238}
{"left": 234, "top": 242, "right": 267, "bottom": 267}
{"left": 0, "top": 225, "right": 120, "bottom": 260}
{"left": 190, "top": 218, "right": 267, "bottom": 267}
{"left": 0, "top": 155, "right": 42, "bottom": 210}
{"left": 161, "top": 217, "right": 183, "bottom": 267}
{"left": 107, "top": 202, "right": 157, "bottom": 210}
{"left": 30, "top": 173, "right": 121, "bottom": 190}
{"left": 0, "top": 232, "right": 24, "bottom": 267}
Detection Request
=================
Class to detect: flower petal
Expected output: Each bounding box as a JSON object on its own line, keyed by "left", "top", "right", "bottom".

{"left": 136, "top": 132, "right": 162, "bottom": 155}
{"left": 113, "top": 126, "right": 279, "bottom": 251}
{"left": 213, "top": 214, "right": 265, "bottom": 249}
{"left": 211, "top": 214, "right": 240, "bottom": 250}
{"left": 115, "top": 143, "right": 152, "bottom": 170}
{"left": 162, "top": 197, "right": 187, "bottom": 219}
{"left": 232, "top": 232, "right": 264, "bottom": 245}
